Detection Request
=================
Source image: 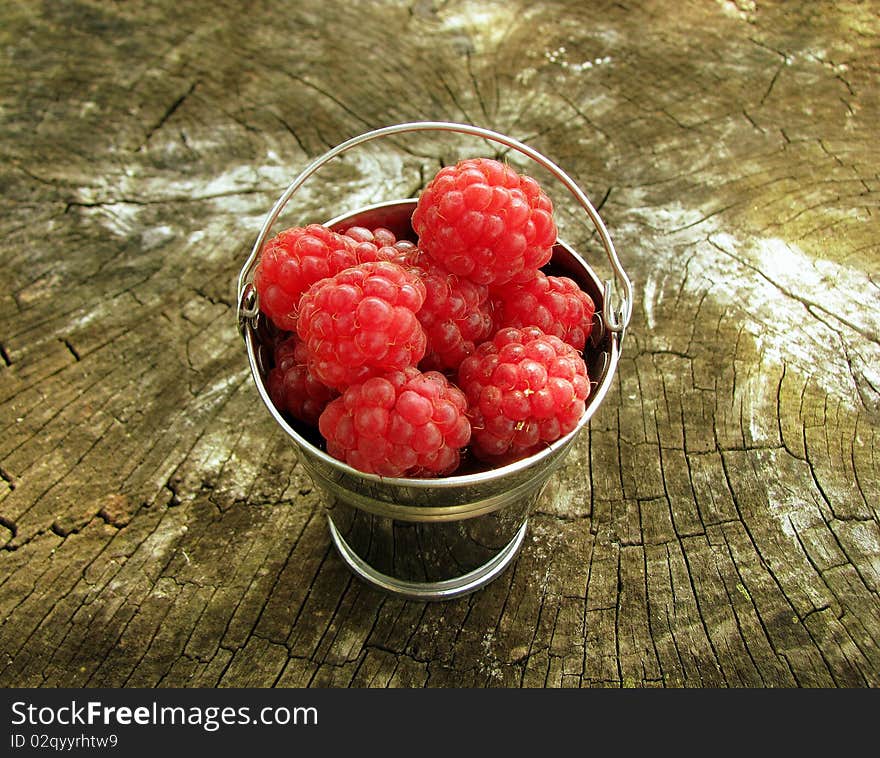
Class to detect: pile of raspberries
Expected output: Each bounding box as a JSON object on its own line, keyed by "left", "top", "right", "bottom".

{"left": 255, "top": 157, "right": 596, "bottom": 478}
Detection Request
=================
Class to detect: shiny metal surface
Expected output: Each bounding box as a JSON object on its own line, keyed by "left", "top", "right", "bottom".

{"left": 327, "top": 515, "right": 530, "bottom": 601}
{"left": 237, "top": 125, "right": 630, "bottom": 599}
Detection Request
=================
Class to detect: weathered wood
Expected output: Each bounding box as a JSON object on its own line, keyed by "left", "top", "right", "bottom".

{"left": 1, "top": 0, "right": 877, "bottom": 688}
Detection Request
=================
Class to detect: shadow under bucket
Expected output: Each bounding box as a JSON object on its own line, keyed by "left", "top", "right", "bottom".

{"left": 237, "top": 123, "right": 632, "bottom": 601}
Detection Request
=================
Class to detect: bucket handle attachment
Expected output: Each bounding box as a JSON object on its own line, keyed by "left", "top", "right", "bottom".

{"left": 237, "top": 121, "right": 633, "bottom": 343}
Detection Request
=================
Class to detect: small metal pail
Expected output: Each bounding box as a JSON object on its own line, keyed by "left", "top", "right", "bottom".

{"left": 236, "top": 122, "right": 632, "bottom": 600}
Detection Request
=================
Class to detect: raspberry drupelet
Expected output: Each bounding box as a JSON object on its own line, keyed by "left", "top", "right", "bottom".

{"left": 318, "top": 368, "right": 472, "bottom": 477}
{"left": 266, "top": 333, "right": 338, "bottom": 427}
{"left": 296, "top": 261, "right": 427, "bottom": 391}
{"left": 491, "top": 270, "right": 596, "bottom": 351}
{"left": 254, "top": 224, "right": 360, "bottom": 332}
{"left": 341, "top": 226, "right": 418, "bottom": 266}
{"left": 411, "top": 157, "right": 557, "bottom": 286}
{"left": 255, "top": 224, "right": 417, "bottom": 332}
{"left": 411, "top": 256, "right": 494, "bottom": 372}
{"left": 457, "top": 326, "right": 590, "bottom": 463}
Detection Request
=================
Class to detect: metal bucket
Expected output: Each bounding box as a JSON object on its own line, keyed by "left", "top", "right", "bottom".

{"left": 236, "top": 122, "right": 632, "bottom": 601}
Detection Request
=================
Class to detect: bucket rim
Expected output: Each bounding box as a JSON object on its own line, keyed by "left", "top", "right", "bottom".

{"left": 241, "top": 198, "right": 621, "bottom": 491}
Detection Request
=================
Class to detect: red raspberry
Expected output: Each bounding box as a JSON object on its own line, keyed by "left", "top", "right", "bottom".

{"left": 296, "top": 261, "right": 427, "bottom": 390}
{"left": 318, "top": 368, "right": 472, "bottom": 477}
{"left": 457, "top": 326, "right": 590, "bottom": 463}
{"left": 411, "top": 158, "right": 557, "bottom": 286}
{"left": 254, "top": 224, "right": 360, "bottom": 332}
{"left": 491, "top": 271, "right": 596, "bottom": 351}
{"left": 410, "top": 256, "right": 494, "bottom": 372}
{"left": 266, "top": 333, "right": 337, "bottom": 426}
{"left": 341, "top": 226, "right": 418, "bottom": 266}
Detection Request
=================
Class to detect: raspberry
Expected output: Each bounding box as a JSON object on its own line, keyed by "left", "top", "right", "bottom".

{"left": 491, "top": 271, "right": 596, "bottom": 351}
{"left": 318, "top": 368, "right": 472, "bottom": 477}
{"left": 457, "top": 326, "right": 590, "bottom": 463}
{"left": 254, "top": 224, "right": 361, "bottom": 332}
{"left": 410, "top": 256, "right": 494, "bottom": 372}
{"left": 296, "top": 261, "right": 427, "bottom": 390}
{"left": 411, "top": 157, "right": 557, "bottom": 286}
{"left": 341, "top": 226, "right": 418, "bottom": 266}
{"left": 266, "top": 333, "right": 337, "bottom": 426}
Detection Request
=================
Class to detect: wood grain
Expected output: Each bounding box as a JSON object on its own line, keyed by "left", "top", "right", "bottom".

{"left": 1, "top": 0, "right": 877, "bottom": 687}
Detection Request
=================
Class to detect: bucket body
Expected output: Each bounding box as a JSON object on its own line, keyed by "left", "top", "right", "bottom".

{"left": 237, "top": 121, "right": 631, "bottom": 600}
{"left": 242, "top": 199, "right": 620, "bottom": 600}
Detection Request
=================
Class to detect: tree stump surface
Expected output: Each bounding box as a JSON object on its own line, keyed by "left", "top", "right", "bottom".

{"left": 1, "top": 0, "right": 878, "bottom": 688}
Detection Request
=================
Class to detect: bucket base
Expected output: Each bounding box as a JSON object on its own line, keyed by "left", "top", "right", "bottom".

{"left": 328, "top": 515, "right": 528, "bottom": 601}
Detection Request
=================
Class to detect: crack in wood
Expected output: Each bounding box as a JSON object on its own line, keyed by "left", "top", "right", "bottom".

{"left": 137, "top": 80, "right": 200, "bottom": 152}
{"left": 61, "top": 338, "right": 80, "bottom": 362}
{"left": 759, "top": 63, "right": 784, "bottom": 106}
{"left": 2, "top": 0, "right": 877, "bottom": 691}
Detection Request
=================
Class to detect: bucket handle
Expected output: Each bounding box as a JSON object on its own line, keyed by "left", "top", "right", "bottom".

{"left": 236, "top": 121, "right": 633, "bottom": 342}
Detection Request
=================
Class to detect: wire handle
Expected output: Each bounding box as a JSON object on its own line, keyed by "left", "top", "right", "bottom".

{"left": 236, "top": 121, "right": 632, "bottom": 342}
